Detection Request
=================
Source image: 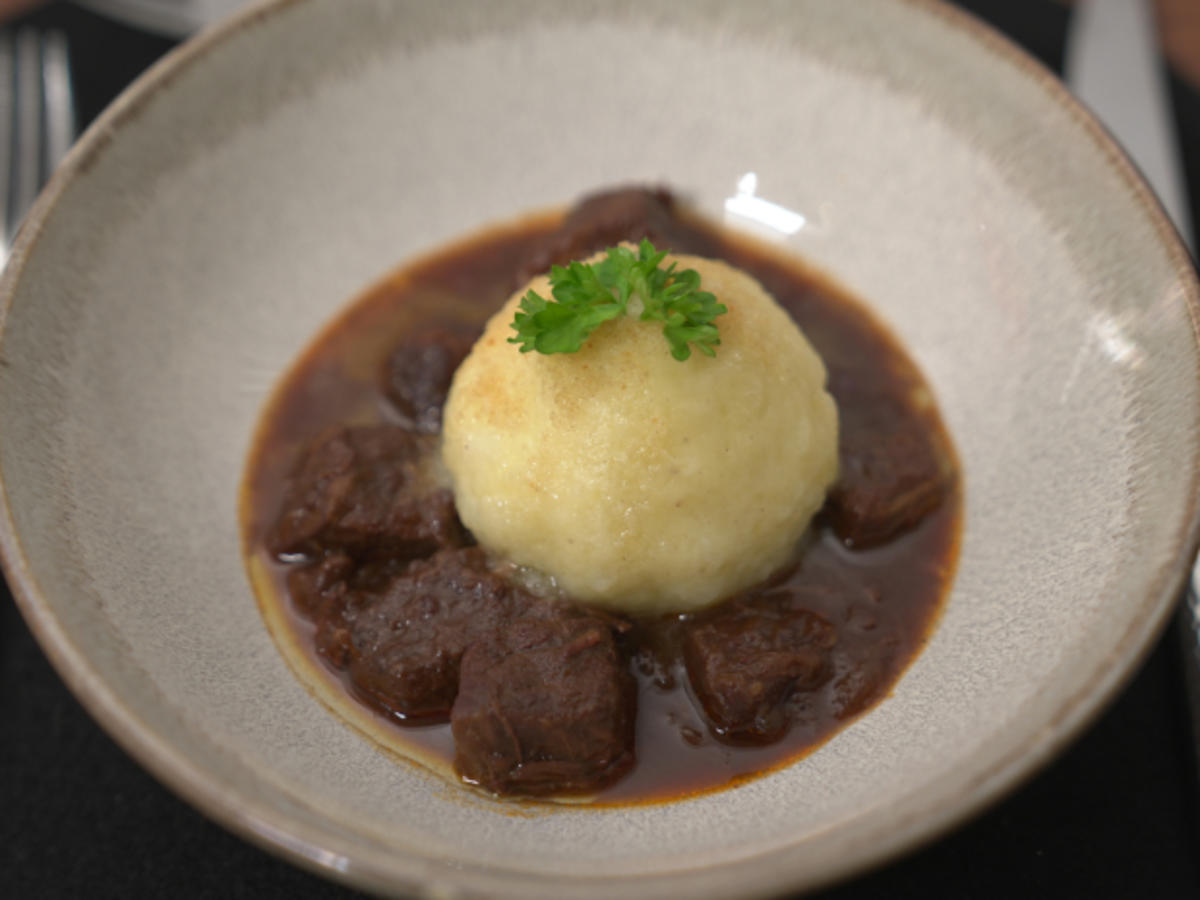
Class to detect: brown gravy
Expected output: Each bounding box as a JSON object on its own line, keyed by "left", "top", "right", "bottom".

{"left": 241, "top": 201, "right": 961, "bottom": 804}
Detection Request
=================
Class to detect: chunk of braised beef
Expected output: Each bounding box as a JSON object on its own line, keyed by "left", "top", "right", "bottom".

{"left": 683, "top": 590, "right": 836, "bottom": 743}
{"left": 826, "top": 388, "right": 952, "bottom": 549}
{"left": 517, "top": 187, "right": 691, "bottom": 283}
{"left": 451, "top": 609, "right": 635, "bottom": 796}
{"left": 344, "top": 547, "right": 529, "bottom": 721}
{"left": 286, "top": 552, "right": 356, "bottom": 666}
{"left": 381, "top": 325, "right": 477, "bottom": 432}
{"left": 267, "top": 425, "right": 463, "bottom": 559}
{"left": 286, "top": 552, "right": 353, "bottom": 617}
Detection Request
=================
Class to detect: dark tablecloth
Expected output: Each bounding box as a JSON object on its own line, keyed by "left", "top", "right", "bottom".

{"left": 3, "top": 1, "right": 1198, "bottom": 897}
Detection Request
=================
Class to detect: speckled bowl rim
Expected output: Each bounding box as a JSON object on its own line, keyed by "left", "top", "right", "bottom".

{"left": 1, "top": 1, "right": 1198, "bottom": 897}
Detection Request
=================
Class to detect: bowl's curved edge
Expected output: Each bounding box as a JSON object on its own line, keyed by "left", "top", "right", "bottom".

{"left": 0, "top": 0, "right": 1197, "bottom": 897}
{"left": 781, "top": 0, "right": 1200, "bottom": 891}
{"left": 0, "top": 2, "right": 445, "bottom": 897}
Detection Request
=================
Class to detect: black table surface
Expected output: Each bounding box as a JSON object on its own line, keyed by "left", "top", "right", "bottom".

{"left": 3, "top": 1, "right": 1199, "bottom": 897}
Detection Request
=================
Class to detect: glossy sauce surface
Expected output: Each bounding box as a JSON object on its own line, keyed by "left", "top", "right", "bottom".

{"left": 242, "top": 207, "right": 960, "bottom": 803}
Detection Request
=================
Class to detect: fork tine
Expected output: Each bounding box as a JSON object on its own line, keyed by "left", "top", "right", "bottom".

{"left": 40, "top": 31, "right": 73, "bottom": 178}
{"left": 11, "top": 29, "right": 39, "bottom": 227}
{"left": 0, "top": 29, "right": 75, "bottom": 265}
{"left": 0, "top": 33, "right": 13, "bottom": 248}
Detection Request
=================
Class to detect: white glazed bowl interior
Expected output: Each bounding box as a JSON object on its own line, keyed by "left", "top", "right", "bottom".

{"left": 2, "top": 1, "right": 1198, "bottom": 897}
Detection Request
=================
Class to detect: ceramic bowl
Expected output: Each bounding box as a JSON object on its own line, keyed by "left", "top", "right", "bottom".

{"left": 2, "top": 1, "right": 1198, "bottom": 897}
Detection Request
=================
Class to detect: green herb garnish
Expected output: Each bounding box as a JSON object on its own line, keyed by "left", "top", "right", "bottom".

{"left": 507, "top": 239, "right": 727, "bottom": 361}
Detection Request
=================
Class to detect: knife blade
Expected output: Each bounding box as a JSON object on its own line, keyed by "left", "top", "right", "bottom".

{"left": 1066, "top": 0, "right": 1194, "bottom": 250}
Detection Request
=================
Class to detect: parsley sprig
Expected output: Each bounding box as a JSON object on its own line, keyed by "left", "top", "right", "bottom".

{"left": 508, "top": 239, "right": 727, "bottom": 361}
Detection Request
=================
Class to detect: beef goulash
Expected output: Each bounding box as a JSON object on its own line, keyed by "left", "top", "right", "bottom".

{"left": 242, "top": 187, "right": 960, "bottom": 802}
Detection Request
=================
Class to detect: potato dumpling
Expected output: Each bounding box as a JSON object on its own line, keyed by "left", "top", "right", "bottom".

{"left": 441, "top": 253, "right": 838, "bottom": 615}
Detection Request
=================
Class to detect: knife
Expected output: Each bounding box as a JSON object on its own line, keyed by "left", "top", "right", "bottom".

{"left": 1064, "top": 0, "right": 1200, "bottom": 770}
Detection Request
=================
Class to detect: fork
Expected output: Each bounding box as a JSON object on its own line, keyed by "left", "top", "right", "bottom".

{"left": 0, "top": 28, "right": 75, "bottom": 269}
